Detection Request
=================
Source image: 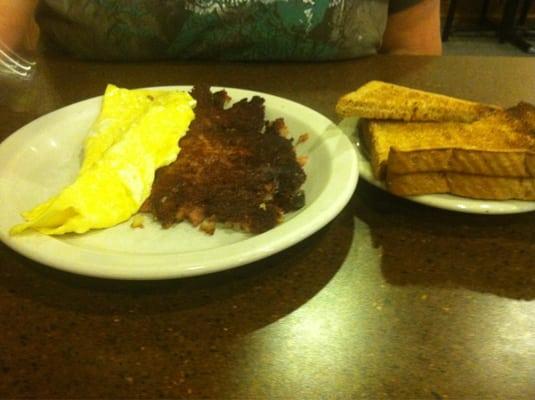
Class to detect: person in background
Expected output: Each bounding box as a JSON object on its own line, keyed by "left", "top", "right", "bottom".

{"left": 0, "top": 0, "right": 441, "bottom": 61}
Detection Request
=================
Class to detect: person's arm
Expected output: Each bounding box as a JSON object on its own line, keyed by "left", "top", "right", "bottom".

{"left": 381, "top": 0, "right": 442, "bottom": 55}
{"left": 0, "top": 0, "right": 40, "bottom": 51}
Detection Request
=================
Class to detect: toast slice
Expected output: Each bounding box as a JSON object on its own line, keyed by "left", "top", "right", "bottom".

{"left": 361, "top": 102, "right": 535, "bottom": 180}
{"left": 388, "top": 147, "right": 535, "bottom": 177}
{"left": 361, "top": 120, "right": 470, "bottom": 179}
{"left": 386, "top": 172, "right": 535, "bottom": 200}
{"left": 336, "top": 80, "right": 501, "bottom": 122}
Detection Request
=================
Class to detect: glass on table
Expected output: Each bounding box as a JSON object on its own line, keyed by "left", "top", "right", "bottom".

{"left": 0, "top": 37, "right": 35, "bottom": 78}
{"left": 0, "top": 38, "right": 37, "bottom": 109}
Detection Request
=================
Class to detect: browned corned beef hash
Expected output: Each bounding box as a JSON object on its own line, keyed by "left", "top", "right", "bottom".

{"left": 141, "top": 85, "right": 307, "bottom": 234}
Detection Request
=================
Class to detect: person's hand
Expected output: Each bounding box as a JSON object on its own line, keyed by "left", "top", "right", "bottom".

{"left": 0, "top": 0, "right": 40, "bottom": 52}
{"left": 382, "top": 0, "right": 442, "bottom": 55}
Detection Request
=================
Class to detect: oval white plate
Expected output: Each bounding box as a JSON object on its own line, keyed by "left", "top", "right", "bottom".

{"left": 0, "top": 87, "right": 358, "bottom": 280}
{"left": 339, "top": 117, "right": 535, "bottom": 215}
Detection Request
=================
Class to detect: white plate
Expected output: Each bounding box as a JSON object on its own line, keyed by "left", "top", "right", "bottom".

{"left": 339, "top": 117, "right": 535, "bottom": 215}
{"left": 0, "top": 87, "right": 358, "bottom": 280}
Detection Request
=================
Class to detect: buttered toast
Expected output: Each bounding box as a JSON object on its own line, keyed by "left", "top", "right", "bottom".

{"left": 337, "top": 80, "right": 535, "bottom": 201}
{"left": 361, "top": 102, "right": 535, "bottom": 180}
{"left": 336, "top": 80, "right": 501, "bottom": 122}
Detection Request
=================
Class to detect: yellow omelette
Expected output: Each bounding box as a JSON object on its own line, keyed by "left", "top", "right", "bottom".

{"left": 10, "top": 84, "right": 195, "bottom": 235}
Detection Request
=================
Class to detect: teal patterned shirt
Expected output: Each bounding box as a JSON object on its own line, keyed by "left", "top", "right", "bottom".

{"left": 37, "top": 0, "right": 422, "bottom": 61}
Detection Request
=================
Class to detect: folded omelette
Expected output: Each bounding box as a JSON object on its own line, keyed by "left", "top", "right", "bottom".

{"left": 10, "top": 84, "right": 195, "bottom": 235}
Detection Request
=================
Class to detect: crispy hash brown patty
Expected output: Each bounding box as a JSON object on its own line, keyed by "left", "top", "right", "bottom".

{"left": 141, "top": 85, "right": 307, "bottom": 234}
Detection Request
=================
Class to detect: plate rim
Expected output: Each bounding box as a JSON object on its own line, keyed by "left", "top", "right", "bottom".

{"left": 0, "top": 86, "right": 359, "bottom": 280}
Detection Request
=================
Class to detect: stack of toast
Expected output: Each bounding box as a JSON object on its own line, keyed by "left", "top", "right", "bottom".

{"left": 336, "top": 81, "right": 535, "bottom": 200}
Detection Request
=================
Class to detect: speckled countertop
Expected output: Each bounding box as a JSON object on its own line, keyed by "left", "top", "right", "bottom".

{"left": 1, "top": 55, "right": 534, "bottom": 399}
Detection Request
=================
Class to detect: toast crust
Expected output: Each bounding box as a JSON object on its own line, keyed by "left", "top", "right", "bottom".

{"left": 388, "top": 148, "right": 535, "bottom": 177}
{"left": 386, "top": 172, "right": 535, "bottom": 200}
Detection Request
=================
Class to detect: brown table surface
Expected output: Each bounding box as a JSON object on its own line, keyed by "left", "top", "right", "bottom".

{"left": 1, "top": 54, "right": 534, "bottom": 399}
